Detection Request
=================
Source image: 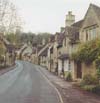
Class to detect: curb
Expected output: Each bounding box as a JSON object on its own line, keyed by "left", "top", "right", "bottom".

{"left": 37, "top": 66, "right": 64, "bottom": 103}
{"left": 0, "top": 64, "right": 18, "bottom": 76}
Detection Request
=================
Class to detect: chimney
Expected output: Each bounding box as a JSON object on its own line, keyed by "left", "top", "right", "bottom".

{"left": 60, "top": 27, "right": 65, "bottom": 33}
{"left": 65, "top": 11, "right": 75, "bottom": 27}
{"left": 42, "top": 38, "right": 46, "bottom": 45}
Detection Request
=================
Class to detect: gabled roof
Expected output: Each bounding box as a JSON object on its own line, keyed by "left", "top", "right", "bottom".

{"left": 32, "top": 47, "right": 37, "bottom": 54}
{"left": 37, "top": 45, "right": 44, "bottom": 52}
{"left": 80, "top": 4, "right": 100, "bottom": 28}
{"left": 57, "top": 31, "right": 65, "bottom": 46}
{"left": 6, "top": 44, "right": 15, "bottom": 53}
{"left": 65, "top": 26, "right": 79, "bottom": 43}
{"left": 39, "top": 46, "right": 48, "bottom": 56}
{"left": 38, "top": 44, "right": 49, "bottom": 56}
{"left": 49, "top": 35, "right": 55, "bottom": 42}
{"left": 90, "top": 4, "right": 100, "bottom": 21}
{"left": 58, "top": 54, "right": 69, "bottom": 60}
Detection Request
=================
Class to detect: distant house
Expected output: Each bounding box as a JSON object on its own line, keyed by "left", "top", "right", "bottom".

{"left": 31, "top": 47, "right": 37, "bottom": 64}
{"left": 38, "top": 44, "right": 48, "bottom": 68}
{"left": 5, "top": 44, "right": 15, "bottom": 66}
{"left": 31, "top": 40, "right": 47, "bottom": 65}
{"left": 21, "top": 44, "right": 33, "bottom": 62}
{"left": 57, "top": 11, "right": 76, "bottom": 78}
{"left": 0, "top": 34, "right": 15, "bottom": 66}
{"left": 47, "top": 35, "right": 55, "bottom": 72}
{"left": 0, "top": 36, "right": 7, "bottom": 66}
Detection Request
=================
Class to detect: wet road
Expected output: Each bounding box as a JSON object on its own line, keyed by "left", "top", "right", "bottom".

{"left": 0, "top": 61, "right": 60, "bottom": 103}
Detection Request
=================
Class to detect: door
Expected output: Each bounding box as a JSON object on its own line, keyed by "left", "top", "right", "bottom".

{"left": 77, "top": 62, "right": 82, "bottom": 78}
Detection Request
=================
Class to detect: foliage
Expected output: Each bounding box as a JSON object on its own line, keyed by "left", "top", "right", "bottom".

{"left": 5, "top": 32, "right": 52, "bottom": 52}
{"left": 80, "top": 84, "right": 100, "bottom": 95}
{"left": 0, "top": 42, "right": 6, "bottom": 65}
{"left": 81, "top": 74, "right": 99, "bottom": 85}
{"left": 5, "top": 33, "right": 21, "bottom": 45}
{"left": 81, "top": 85, "right": 96, "bottom": 92}
{"left": 6, "top": 32, "right": 52, "bottom": 46}
{"left": 92, "top": 85, "right": 100, "bottom": 95}
{"left": 0, "top": 44, "right": 6, "bottom": 55}
{"left": 72, "top": 39, "right": 100, "bottom": 64}
{"left": 66, "top": 72, "right": 72, "bottom": 81}
{"left": 0, "top": 0, "right": 22, "bottom": 33}
{"left": 95, "top": 56, "right": 100, "bottom": 79}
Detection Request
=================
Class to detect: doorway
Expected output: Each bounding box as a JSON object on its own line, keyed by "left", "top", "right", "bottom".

{"left": 76, "top": 62, "right": 82, "bottom": 78}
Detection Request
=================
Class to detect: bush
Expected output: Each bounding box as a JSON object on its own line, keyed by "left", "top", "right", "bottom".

{"left": 82, "top": 85, "right": 96, "bottom": 92}
{"left": 92, "top": 85, "right": 100, "bottom": 95}
{"left": 72, "top": 39, "right": 100, "bottom": 64}
{"left": 66, "top": 72, "right": 72, "bottom": 82}
{"left": 95, "top": 56, "right": 100, "bottom": 79}
{"left": 81, "top": 74, "right": 99, "bottom": 85}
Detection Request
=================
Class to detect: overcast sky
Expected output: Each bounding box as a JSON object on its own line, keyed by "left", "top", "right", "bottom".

{"left": 12, "top": 0, "right": 100, "bottom": 33}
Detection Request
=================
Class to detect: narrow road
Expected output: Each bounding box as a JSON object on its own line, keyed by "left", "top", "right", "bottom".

{"left": 0, "top": 61, "right": 61, "bottom": 103}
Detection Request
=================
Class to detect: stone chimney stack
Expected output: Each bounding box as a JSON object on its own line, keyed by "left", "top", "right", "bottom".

{"left": 42, "top": 38, "right": 46, "bottom": 45}
{"left": 65, "top": 11, "right": 75, "bottom": 27}
{"left": 60, "top": 27, "right": 65, "bottom": 33}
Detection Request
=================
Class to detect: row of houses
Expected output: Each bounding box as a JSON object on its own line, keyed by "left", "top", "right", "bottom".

{"left": 0, "top": 33, "right": 16, "bottom": 67}
{"left": 32, "top": 3, "right": 100, "bottom": 81}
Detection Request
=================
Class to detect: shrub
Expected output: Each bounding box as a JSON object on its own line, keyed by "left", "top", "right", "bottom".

{"left": 81, "top": 74, "right": 99, "bottom": 85}
{"left": 82, "top": 85, "right": 96, "bottom": 92}
{"left": 95, "top": 56, "right": 100, "bottom": 79}
{"left": 71, "top": 39, "right": 100, "bottom": 65}
{"left": 66, "top": 72, "right": 72, "bottom": 82}
{"left": 92, "top": 85, "right": 100, "bottom": 95}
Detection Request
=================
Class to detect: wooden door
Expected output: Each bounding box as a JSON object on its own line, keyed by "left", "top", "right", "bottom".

{"left": 77, "top": 62, "right": 82, "bottom": 78}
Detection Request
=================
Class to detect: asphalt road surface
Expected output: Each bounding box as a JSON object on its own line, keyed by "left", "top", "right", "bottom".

{"left": 0, "top": 61, "right": 61, "bottom": 103}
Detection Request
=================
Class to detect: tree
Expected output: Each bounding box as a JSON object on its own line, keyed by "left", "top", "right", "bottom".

{"left": 0, "top": 0, "right": 22, "bottom": 34}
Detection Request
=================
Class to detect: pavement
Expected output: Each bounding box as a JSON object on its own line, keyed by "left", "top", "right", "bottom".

{"left": 0, "top": 61, "right": 61, "bottom": 103}
{"left": 39, "top": 66, "right": 100, "bottom": 103}
{"left": 0, "top": 65, "right": 16, "bottom": 76}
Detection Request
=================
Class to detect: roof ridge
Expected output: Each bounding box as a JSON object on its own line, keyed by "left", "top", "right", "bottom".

{"left": 90, "top": 3, "right": 100, "bottom": 9}
{"left": 90, "top": 3, "right": 100, "bottom": 21}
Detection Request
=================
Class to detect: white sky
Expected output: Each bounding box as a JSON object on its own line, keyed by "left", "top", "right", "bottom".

{"left": 12, "top": 0, "right": 100, "bottom": 33}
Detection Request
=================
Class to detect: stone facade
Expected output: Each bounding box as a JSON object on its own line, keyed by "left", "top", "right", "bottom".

{"left": 74, "top": 4, "right": 100, "bottom": 80}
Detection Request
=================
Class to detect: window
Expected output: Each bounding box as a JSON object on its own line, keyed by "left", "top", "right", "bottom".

{"left": 68, "top": 60, "right": 71, "bottom": 70}
{"left": 85, "top": 26, "right": 97, "bottom": 41}
{"left": 86, "top": 30, "right": 88, "bottom": 41}
{"left": 59, "top": 52, "right": 61, "bottom": 55}
{"left": 64, "top": 38, "right": 66, "bottom": 46}
{"left": 89, "top": 28, "right": 96, "bottom": 40}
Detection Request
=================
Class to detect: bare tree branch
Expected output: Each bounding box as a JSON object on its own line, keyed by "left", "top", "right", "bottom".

{"left": 0, "top": 0, "right": 22, "bottom": 34}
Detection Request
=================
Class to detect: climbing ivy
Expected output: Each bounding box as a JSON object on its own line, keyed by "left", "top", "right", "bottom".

{"left": 72, "top": 39, "right": 100, "bottom": 64}
{"left": 72, "top": 39, "right": 100, "bottom": 78}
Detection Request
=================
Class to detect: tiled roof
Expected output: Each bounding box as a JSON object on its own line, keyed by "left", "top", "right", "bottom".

{"left": 6, "top": 44, "right": 15, "bottom": 53}
{"left": 72, "top": 20, "right": 84, "bottom": 28}
{"left": 39, "top": 47, "right": 48, "bottom": 56}
{"left": 37, "top": 45, "right": 44, "bottom": 52}
{"left": 58, "top": 54, "right": 69, "bottom": 60}
{"left": 57, "top": 31, "right": 65, "bottom": 45}
{"left": 32, "top": 47, "right": 37, "bottom": 54}
{"left": 65, "top": 26, "right": 79, "bottom": 43}
{"left": 49, "top": 35, "right": 55, "bottom": 42}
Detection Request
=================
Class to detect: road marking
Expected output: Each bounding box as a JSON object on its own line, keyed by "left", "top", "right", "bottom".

{"left": 37, "top": 67, "right": 64, "bottom": 103}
